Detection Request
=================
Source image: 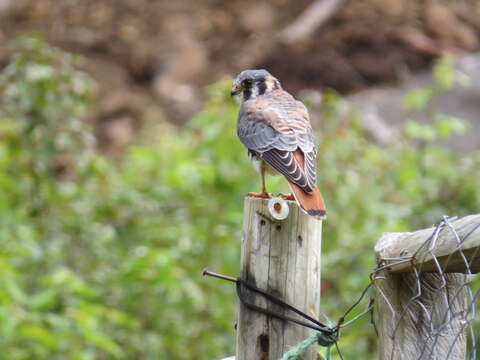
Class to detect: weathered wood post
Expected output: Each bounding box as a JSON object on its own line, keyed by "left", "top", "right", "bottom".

{"left": 373, "top": 214, "right": 480, "bottom": 360}
{"left": 235, "top": 197, "right": 322, "bottom": 360}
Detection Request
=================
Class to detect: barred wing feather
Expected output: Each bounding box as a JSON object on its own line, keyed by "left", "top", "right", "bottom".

{"left": 237, "top": 91, "right": 318, "bottom": 192}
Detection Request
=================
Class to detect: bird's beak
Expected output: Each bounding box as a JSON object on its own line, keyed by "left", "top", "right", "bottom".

{"left": 230, "top": 84, "right": 241, "bottom": 97}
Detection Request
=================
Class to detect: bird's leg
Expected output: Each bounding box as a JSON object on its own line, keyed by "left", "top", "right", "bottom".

{"left": 260, "top": 172, "right": 273, "bottom": 198}
{"left": 279, "top": 193, "right": 295, "bottom": 201}
{"left": 247, "top": 165, "right": 272, "bottom": 199}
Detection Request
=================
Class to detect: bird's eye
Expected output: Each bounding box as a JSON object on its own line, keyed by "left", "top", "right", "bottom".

{"left": 242, "top": 79, "right": 252, "bottom": 87}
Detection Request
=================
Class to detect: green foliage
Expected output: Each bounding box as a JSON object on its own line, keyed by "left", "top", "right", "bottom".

{"left": 433, "top": 54, "right": 470, "bottom": 89}
{"left": 1, "top": 38, "right": 480, "bottom": 359}
{"left": 1, "top": 36, "right": 93, "bottom": 175}
{"left": 403, "top": 54, "right": 470, "bottom": 112}
{"left": 405, "top": 115, "right": 468, "bottom": 142}
{"left": 403, "top": 88, "right": 433, "bottom": 111}
{"left": 402, "top": 54, "right": 470, "bottom": 144}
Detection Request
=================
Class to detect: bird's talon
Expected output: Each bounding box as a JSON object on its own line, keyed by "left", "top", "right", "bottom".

{"left": 279, "top": 193, "right": 295, "bottom": 201}
{"left": 247, "top": 191, "right": 273, "bottom": 199}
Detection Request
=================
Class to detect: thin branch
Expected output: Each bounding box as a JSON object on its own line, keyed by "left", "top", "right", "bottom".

{"left": 280, "top": 0, "right": 347, "bottom": 44}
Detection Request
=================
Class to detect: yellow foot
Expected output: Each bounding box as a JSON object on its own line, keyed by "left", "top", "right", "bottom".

{"left": 247, "top": 191, "right": 273, "bottom": 199}
{"left": 279, "top": 193, "right": 295, "bottom": 201}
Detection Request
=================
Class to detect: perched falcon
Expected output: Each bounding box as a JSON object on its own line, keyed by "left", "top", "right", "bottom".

{"left": 231, "top": 69, "right": 326, "bottom": 220}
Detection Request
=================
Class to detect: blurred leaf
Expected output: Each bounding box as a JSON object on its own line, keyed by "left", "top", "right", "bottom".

{"left": 404, "top": 120, "right": 437, "bottom": 141}
{"left": 434, "top": 114, "right": 469, "bottom": 138}
{"left": 402, "top": 88, "right": 433, "bottom": 110}
{"left": 433, "top": 54, "right": 456, "bottom": 90}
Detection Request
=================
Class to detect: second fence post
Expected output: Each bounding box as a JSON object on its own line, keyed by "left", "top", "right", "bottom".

{"left": 372, "top": 215, "right": 480, "bottom": 360}
{"left": 236, "top": 197, "right": 323, "bottom": 360}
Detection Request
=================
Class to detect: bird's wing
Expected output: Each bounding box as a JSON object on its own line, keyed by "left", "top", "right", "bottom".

{"left": 237, "top": 91, "right": 317, "bottom": 192}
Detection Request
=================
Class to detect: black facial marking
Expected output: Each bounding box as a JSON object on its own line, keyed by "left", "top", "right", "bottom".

{"left": 243, "top": 86, "right": 251, "bottom": 101}
{"left": 242, "top": 79, "right": 252, "bottom": 87}
{"left": 257, "top": 80, "right": 267, "bottom": 95}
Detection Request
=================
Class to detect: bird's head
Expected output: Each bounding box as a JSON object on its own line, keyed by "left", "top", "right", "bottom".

{"left": 231, "top": 69, "right": 281, "bottom": 103}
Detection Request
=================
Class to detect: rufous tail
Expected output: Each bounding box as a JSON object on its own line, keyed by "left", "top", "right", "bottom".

{"left": 287, "top": 181, "right": 326, "bottom": 220}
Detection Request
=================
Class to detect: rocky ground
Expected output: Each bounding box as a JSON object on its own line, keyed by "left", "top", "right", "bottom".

{"left": 348, "top": 53, "right": 480, "bottom": 153}
{"left": 1, "top": 0, "right": 479, "bottom": 153}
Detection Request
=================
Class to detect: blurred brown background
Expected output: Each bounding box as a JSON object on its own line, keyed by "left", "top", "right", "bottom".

{"left": 1, "top": 0, "right": 479, "bottom": 152}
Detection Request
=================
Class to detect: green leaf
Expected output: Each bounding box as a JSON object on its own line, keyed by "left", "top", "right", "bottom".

{"left": 85, "top": 332, "right": 122, "bottom": 358}
{"left": 434, "top": 114, "right": 469, "bottom": 138}
{"left": 433, "top": 55, "right": 456, "bottom": 89}
{"left": 20, "top": 325, "right": 57, "bottom": 348}
{"left": 404, "top": 120, "right": 437, "bottom": 141}
{"left": 28, "top": 289, "right": 58, "bottom": 311}
{"left": 402, "top": 88, "right": 433, "bottom": 110}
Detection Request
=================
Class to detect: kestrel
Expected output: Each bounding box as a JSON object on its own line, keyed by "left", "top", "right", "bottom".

{"left": 231, "top": 69, "right": 326, "bottom": 220}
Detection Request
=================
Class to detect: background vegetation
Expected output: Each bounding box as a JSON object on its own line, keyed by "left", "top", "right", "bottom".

{"left": 0, "top": 37, "right": 479, "bottom": 359}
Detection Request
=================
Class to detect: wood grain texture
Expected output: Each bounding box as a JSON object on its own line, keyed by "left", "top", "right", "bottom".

{"left": 236, "top": 197, "right": 322, "bottom": 360}
{"left": 374, "top": 271, "right": 467, "bottom": 360}
{"left": 373, "top": 216, "right": 477, "bottom": 360}
{"left": 375, "top": 214, "right": 480, "bottom": 273}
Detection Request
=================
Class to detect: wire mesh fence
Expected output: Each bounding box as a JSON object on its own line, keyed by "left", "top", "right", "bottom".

{"left": 372, "top": 215, "right": 480, "bottom": 360}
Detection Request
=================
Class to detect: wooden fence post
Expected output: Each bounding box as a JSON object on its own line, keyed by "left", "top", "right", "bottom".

{"left": 374, "top": 270, "right": 467, "bottom": 360}
{"left": 235, "top": 197, "right": 322, "bottom": 360}
{"left": 373, "top": 214, "right": 480, "bottom": 360}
